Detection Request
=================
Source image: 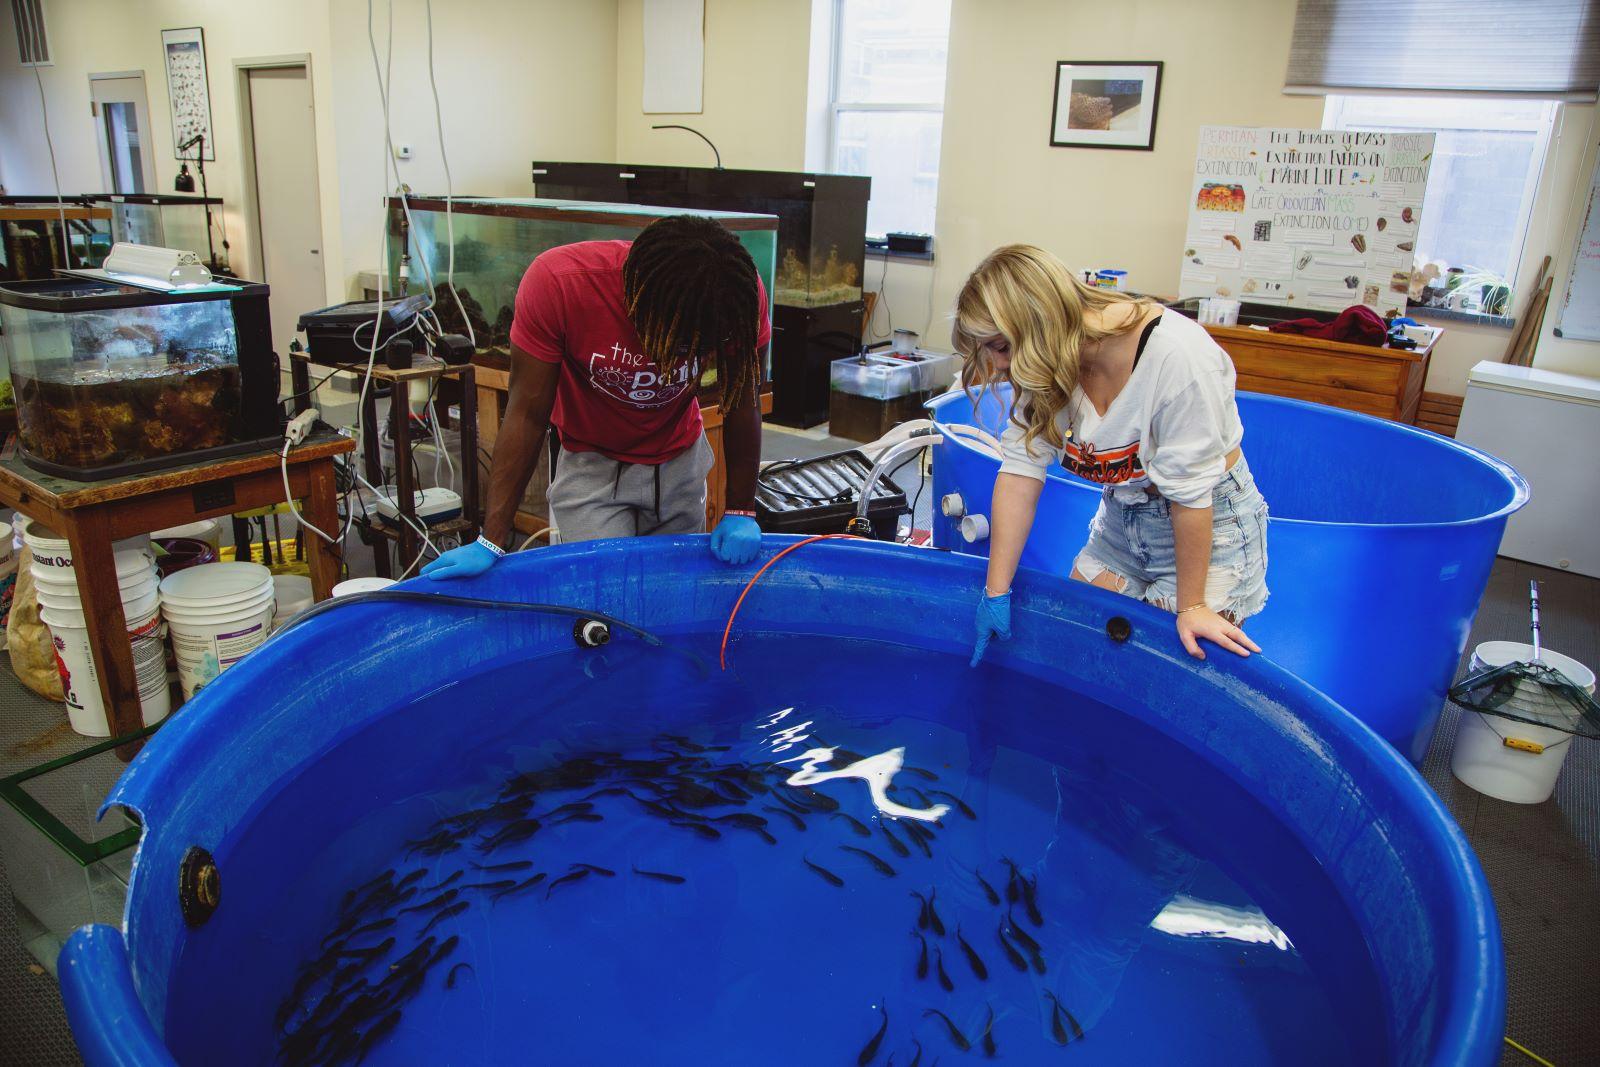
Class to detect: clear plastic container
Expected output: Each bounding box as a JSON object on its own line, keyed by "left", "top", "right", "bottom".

{"left": 0, "top": 277, "right": 278, "bottom": 479}
{"left": 830, "top": 350, "right": 956, "bottom": 400}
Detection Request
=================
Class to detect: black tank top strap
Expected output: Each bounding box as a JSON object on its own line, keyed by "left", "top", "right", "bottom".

{"left": 1132, "top": 313, "right": 1162, "bottom": 369}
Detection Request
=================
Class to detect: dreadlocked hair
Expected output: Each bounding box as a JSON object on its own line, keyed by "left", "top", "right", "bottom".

{"left": 623, "top": 214, "right": 763, "bottom": 408}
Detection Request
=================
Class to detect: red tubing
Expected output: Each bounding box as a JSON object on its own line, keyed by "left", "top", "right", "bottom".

{"left": 719, "top": 534, "right": 864, "bottom": 670}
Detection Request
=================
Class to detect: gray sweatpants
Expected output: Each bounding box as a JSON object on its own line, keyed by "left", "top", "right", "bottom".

{"left": 548, "top": 433, "right": 714, "bottom": 542}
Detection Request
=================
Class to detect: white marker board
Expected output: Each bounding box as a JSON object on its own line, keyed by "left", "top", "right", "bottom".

{"left": 1180, "top": 127, "right": 1433, "bottom": 317}
{"left": 1554, "top": 145, "right": 1600, "bottom": 341}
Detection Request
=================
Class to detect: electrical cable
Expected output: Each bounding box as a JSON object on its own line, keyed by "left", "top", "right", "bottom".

{"left": 903, "top": 456, "right": 928, "bottom": 543}
{"left": 23, "top": 0, "right": 70, "bottom": 267}
{"left": 517, "top": 527, "right": 553, "bottom": 551}
{"left": 425, "top": 0, "right": 475, "bottom": 350}
{"left": 720, "top": 535, "right": 866, "bottom": 670}
{"left": 1503, "top": 1036, "right": 1556, "bottom": 1067}
{"left": 870, "top": 251, "right": 893, "bottom": 340}
{"left": 281, "top": 438, "right": 338, "bottom": 544}
{"left": 273, "top": 589, "right": 663, "bottom": 647}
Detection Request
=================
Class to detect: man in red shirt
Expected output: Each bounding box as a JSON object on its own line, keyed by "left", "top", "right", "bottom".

{"left": 423, "top": 215, "right": 768, "bottom": 578}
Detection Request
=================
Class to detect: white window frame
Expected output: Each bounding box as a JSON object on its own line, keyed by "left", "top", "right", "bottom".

{"left": 1322, "top": 94, "right": 1558, "bottom": 288}
{"left": 826, "top": 0, "right": 947, "bottom": 237}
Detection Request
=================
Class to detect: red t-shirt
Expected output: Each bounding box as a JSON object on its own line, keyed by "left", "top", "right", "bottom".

{"left": 509, "top": 240, "right": 770, "bottom": 464}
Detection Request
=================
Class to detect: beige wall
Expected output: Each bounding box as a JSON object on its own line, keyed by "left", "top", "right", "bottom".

{"left": 0, "top": 0, "right": 345, "bottom": 303}
{"left": 932, "top": 1, "right": 1599, "bottom": 391}
{"left": 614, "top": 0, "right": 809, "bottom": 169}
{"left": 6, "top": 0, "right": 1596, "bottom": 387}
{"left": 0, "top": 0, "right": 619, "bottom": 304}
{"left": 328, "top": 0, "right": 618, "bottom": 293}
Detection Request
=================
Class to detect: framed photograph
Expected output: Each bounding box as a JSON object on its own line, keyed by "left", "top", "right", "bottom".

{"left": 162, "top": 26, "right": 214, "bottom": 160}
{"left": 1049, "top": 61, "right": 1164, "bottom": 151}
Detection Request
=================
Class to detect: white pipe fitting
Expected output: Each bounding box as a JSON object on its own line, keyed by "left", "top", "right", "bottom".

{"left": 959, "top": 514, "right": 990, "bottom": 543}
{"left": 940, "top": 492, "right": 966, "bottom": 519}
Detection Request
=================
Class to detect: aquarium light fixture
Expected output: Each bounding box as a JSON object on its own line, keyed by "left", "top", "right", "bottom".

{"left": 101, "top": 242, "right": 214, "bottom": 290}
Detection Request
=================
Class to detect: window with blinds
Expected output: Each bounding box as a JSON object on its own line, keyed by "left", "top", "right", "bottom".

{"left": 1287, "top": 0, "right": 1600, "bottom": 100}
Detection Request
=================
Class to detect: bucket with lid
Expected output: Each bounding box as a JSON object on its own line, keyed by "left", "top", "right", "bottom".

{"left": 1451, "top": 641, "right": 1595, "bottom": 804}
{"left": 160, "top": 563, "right": 277, "bottom": 699}
{"left": 41, "top": 591, "right": 170, "bottom": 737}
{"left": 332, "top": 577, "right": 396, "bottom": 598}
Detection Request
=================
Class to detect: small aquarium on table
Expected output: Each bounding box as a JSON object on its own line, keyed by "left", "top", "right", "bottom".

{"left": 0, "top": 276, "right": 282, "bottom": 480}
{"left": 390, "top": 195, "right": 777, "bottom": 389}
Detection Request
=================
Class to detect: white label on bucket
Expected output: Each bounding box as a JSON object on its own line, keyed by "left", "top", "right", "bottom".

{"left": 170, "top": 619, "right": 270, "bottom": 698}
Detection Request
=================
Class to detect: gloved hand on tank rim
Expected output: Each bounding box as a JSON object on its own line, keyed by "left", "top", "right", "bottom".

{"left": 422, "top": 536, "right": 501, "bottom": 580}
{"left": 710, "top": 513, "right": 762, "bottom": 565}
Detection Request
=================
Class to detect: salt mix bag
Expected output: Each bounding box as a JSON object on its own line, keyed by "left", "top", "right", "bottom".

{"left": 6, "top": 545, "right": 66, "bottom": 702}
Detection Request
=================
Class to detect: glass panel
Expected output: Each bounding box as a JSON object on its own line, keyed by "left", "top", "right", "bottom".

{"left": 0, "top": 742, "right": 142, "bottom": 974}
{"left": 0, "top": 284, "right": 245, "bottom": 469}
{"left": 103, "top": 102, "right": 146, "bottom": 195}
{"left": 834, "top": 109, "right": 942, "bottom": 237}
{"left": 835, "top": 0, "right": 953, "bottom": 105}
{"left": 397, "top": 198, "right": 779, "bottom": 384}
{"left": 1327, "top": 97, "right": 1553, "bottom": 286}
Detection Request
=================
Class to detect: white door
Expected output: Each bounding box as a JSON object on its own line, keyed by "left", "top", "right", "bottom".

{"left": 89, "top": 75, "right": 157, "bottom": 195}
{"left": 245, "top": 65, "right": 326, "bottom": 357}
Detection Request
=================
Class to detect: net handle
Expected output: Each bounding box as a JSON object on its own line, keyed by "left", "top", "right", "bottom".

{"left": 1529, "top": 580, "right": 1543, "bottom": 666}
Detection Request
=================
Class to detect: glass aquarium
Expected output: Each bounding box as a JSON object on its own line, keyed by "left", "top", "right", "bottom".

{"left": 0, "top": 196, "right": 112, "bottom": 282}
{"left": 92, "top": 195, "right": 221, "bottom": 267}
{"left": 0, "top": 277, "right": 281, "bottom": 480}
{"left": 390, "top": 196, "right": 778, "bottom": 386}
{"left": 530, "top": 164, "right": 871, "bottom": 427}
{"left": 531, "top": 164, "right": 869, "bottom": 310}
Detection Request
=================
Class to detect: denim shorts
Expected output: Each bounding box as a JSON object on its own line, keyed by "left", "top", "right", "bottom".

{"left": 1072, "top": 457, "right": 1269, "bottom": 622}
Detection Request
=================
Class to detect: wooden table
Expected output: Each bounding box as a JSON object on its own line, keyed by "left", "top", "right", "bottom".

{"left": 0, "top": 433, "right": 354, "bottom": 738}
{"left": 288, "top": 352, "right": 480, "bottom": 578}
{"left": 1200, "top": 323, "right": 1440, "bottom": 423}
{"left": 471, "top": 348, "right": 771, "bottom": 533}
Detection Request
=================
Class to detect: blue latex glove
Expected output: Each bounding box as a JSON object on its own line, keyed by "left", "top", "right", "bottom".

{"left": 971, "top": 591, "right": 1012, "bottom": 667}
{"left": 422, "top": 537, "right": 500, "bottom": 581}
{"left": 710, "top": 514, "right": 762, "bottom": 565}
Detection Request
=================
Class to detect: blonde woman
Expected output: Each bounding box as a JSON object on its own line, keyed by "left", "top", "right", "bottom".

{"left": 957, "top": 245, "right": 1267, "bottom": 663}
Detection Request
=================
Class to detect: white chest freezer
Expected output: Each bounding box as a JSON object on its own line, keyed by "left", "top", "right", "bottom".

{"left": 1456, "top": 361, "right": 1600, "bottom": 577}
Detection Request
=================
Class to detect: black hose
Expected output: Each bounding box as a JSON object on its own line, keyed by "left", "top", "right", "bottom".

{"left": 273, "top": 590, "right": 663, "bottom": 647}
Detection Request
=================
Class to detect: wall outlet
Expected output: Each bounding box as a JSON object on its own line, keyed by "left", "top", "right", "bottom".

{"left": 394, "top": 143, "right": 412, "bottom": 160}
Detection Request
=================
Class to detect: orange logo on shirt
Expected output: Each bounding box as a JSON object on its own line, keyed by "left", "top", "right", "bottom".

{"left": 1063, "top": 439, "right": 1144, "bottom": 484}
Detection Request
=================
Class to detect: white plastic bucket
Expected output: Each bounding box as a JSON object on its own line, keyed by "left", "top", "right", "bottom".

{"left": 34, "top": 562, "right": 159, "bottom": 600}
{"left": 332, "top": 577, "right": 396, "bottom": 598}
{"left": 159, "top": 563, "right": 277, "bottom": 699}
{"left": 0, "top": 520, "right": 13, "bottom": 565}
{"left": 23, "top": 520, "right": 150, "bottom": 573}
{"left": 1451, "top": 642, "right": 1595, "bottom": 804}
{"left": 28, "top": 541, "right": 154, "bottom": 589}
{"left": 272, "top": 575, "right": 314, "bottom": 626}
{"left": 40, "top": 596, "right": 170, "bottom": 737}
{"left": 153, "top": 519, "right": 223, "bottom": 552}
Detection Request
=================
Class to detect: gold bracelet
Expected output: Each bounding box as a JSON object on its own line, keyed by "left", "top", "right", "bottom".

{"left": 1177, "top": 603, "right": 1209, "bottom": 615}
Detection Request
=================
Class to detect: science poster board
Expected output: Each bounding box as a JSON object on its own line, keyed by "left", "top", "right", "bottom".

{"left": 1180, "top": 127, "right": 1434, "bottom": 317}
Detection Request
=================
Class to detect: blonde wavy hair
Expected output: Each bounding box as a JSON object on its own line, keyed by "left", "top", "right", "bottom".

{"left": 953, "top": 244, "right": 1154, "bottom": 454}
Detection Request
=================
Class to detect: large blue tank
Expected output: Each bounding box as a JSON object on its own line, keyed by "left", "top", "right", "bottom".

{"left": 58, "top": 539, "right": 1502, "bottom": 1065}
{"left": 930, "top": 386, "right": 1528, "bottom": 763}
